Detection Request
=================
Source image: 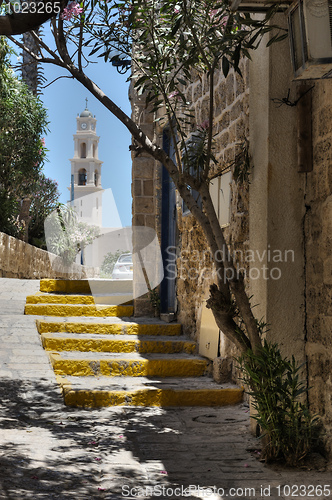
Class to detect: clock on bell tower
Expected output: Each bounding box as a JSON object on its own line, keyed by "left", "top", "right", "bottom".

{"left": 68, "top": 99, "right": 103, "bottom": 227}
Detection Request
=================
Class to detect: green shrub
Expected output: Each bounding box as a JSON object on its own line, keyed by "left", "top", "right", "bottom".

{"left": 237, "top": 341, "right": 319, "bottom": 465}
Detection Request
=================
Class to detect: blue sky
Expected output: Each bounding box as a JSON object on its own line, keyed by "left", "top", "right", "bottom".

{"left": 15, "top": 29, "right": 133, "bottom": 228}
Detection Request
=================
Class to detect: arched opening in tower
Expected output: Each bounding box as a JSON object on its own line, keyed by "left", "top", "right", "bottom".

{"left": 81, "top": 143, "right": 87, "bottom": 158}
{"left": 78, "top": 168, "right": 87, "bottom": 186}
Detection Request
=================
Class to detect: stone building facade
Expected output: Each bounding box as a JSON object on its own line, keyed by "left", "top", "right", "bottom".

{"left": 130, "top": 13, "right": 332, "bottom": 457}
{"left": 305, "top": 80, "right": 332, "bottom": 454}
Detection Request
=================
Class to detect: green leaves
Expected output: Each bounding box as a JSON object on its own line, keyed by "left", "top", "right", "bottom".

{"left": 266, "top": 31, "right": 288, "bottom": 47}
{"left": 0, "top": 37, "right": 49, "bottom": 238}
{"left": 237, "top": 341, "right": 319, "bottom": 465}
{"left": 222, "top": 56, "right": 230, "bottom": 78}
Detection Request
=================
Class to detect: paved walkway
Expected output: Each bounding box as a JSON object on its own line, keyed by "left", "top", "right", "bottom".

{"left": 0, "top": 278, "right": 331, "bottom": 500}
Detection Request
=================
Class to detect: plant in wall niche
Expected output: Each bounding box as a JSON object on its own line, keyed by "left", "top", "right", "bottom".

{"left": 149, "top": 287, "right": 161, "bottom": 314}
{"left": 237, "top": 341, "right": 319, "bottom": 466}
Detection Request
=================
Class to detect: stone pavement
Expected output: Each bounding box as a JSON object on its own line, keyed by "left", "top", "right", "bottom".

{"left": 0, "top": 278, "right": 331, "bottom": 500}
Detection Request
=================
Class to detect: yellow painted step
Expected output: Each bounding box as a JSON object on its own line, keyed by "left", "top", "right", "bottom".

{"left": 40, "top": 279, "right": 91, "bottom": 294}
{"left": 41, "top": 333, "right": 196, "bottom": 354}
{"left": 49, "top": 352, "right": 209, "bottom": 377}
{"left": 57, "top": 376, "right": 243, "bottom": 408}
{"left": 40, "top": 279, "right": 133, "bottom": 295}
{"left": 25, "top": 304, "right": 133, "bottom": 317}
{"left": 36, "top": 320, "right": 182, "bottom": 336}
{"left": 64, "top": 388, "right": 243, "bottom": 408}
{"left": 26, "top": 294, "right": 96, "bottom": 305}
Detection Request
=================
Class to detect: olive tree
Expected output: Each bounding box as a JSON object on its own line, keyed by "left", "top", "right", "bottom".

{"left": 6, "top": 0, "right": 287, "bottom": 354}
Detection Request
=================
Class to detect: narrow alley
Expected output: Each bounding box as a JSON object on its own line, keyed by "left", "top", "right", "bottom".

{"left": 0, "top": 278, "right": 330, "bottom": 499}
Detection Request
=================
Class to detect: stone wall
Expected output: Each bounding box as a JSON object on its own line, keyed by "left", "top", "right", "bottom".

{"left": 305, "top": 80, "right": 332, "bottom": 456}
{"left": 130, "top": 83, "right": 161, "bottom": 316}
{"left": 0, "top": 231, "right": 96, "bottom": 279}
{"left": 129, "top": 20, "right": 332, "bottom": 458}
{"left": 177, "top": 60, "right": 250, "bottom": 357}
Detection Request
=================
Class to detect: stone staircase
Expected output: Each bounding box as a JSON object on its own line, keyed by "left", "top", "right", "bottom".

{"left": 24, "top": 279, "right": 243, "bottom": 408}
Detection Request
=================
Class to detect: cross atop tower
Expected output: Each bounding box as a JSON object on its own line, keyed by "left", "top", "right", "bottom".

{"left": 85, "top": 97, "right": 88, "bottom": 108}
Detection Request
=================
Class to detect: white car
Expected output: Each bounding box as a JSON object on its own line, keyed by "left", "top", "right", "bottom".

{"left": 111, "top": 253, "right": 133, "bottom": 280}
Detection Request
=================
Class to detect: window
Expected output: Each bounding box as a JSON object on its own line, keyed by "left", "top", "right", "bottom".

{"left": 94, "top": 170, "right": 98, "bottom": 186}
{"left": 93, "top": 144, "right": 96, "bottom": 158}
{"left": 80, "top": 143, "right": 86, "bottom": 158}
{"left": 78, "top": 168, "right": 87, "bottom": 186}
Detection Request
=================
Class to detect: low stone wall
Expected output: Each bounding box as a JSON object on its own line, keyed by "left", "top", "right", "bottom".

{"left": 0, "top": 232, "right": 96, "bottom": 279}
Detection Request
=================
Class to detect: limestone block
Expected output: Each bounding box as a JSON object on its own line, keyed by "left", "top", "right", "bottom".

{"left": 235, "top": 72, "right": 245, "bottom": 97}
{"left": 220, "top": 132, "right": 230, "bottom": 155}
{"left": 321, "top": 200, "right": 332, "bottom": 259}
{"left": 23, "top": 243, "right": 33, "bottom": 277}
{"left": 133, "top": 180, "right": 142, "bottom": 196}
{"left": 308, "top": 259, "right": 325, "bottom": 288}
{"left": 323, "top": 256, "right": 332, "bottom": 285}
{"left": 307, "top": 314, "right": 329, "bottom": 345}
{"left": 192, "top": 81, "right": 202, "bottom": 101}
{"left": 134, "top": 297, "right": 155, "bottom": 317}
{"left": 315, "top": 166, "right": 330, "bottom": 201}
{"left": 307, "top": 285, "right": 325, "bottom": 317}
{"left": 228, "top": 124, "right": 237, "bottom": 144}
{"left": 321, "top": 315, "right": 332, "bottom": 344}
{"left": 230, "top": 100, "right": 243, "bottom": 122}
{"left": 224, "top": 146, "right": 235, "bottom": 163}
{"left": 219, "top": 110, "right": 230, "bottom": 131}
{"left": 305, "top": 344, "right": 332, "bottom": 382}
{"left": 318, "top": 105, "right": 332, "bottom": 137}
{"left": 214, "top": 83, "right": 226, "bottom": 116}
{"left": 133, "top": 158, "right": 154, "bottom": 179}
{"left": 140, "top": 123, "right": 154, "bottom": 136}
{"left": 143, "top": 179, "right": 154, "bottom": 196}
{"left": 145, "top": 215, "right": 156, "bottom": 229}
{"left": 10, "top": 237, "right": 19, "bottom": 274}
{"left": 132, "top": 214, "right": 145, "bottom": 227}
{"left": 17, "top": 239, "right": 27, "bottom": 277}
{"left": 236, "top": 117, "right": 246, "bottom": 141}
{"left": 313, "top": 137, "right": 332, "bottom": 165}
{"left": 200, "top": 97, "right": 209, "bottom": 123}
{"left": 134, "top": 197, "right": 154, "bottom": 214}
{"left": 306, "top": 209, "right": 323, "bottom": 243}
{"left": 322, "top": 195, "right": 332, "bottom": 234}
{"left": 226, "top": 74, "right": 235, "bottom": 106}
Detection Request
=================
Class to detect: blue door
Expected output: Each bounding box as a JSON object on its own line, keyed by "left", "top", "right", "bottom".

{"left": 160, "top": 130, "right": 177, "bottom": 314}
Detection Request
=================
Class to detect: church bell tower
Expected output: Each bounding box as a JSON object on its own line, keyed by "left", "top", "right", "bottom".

{"left": 69, "top": 100, "right": 103, "bottom": 227}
